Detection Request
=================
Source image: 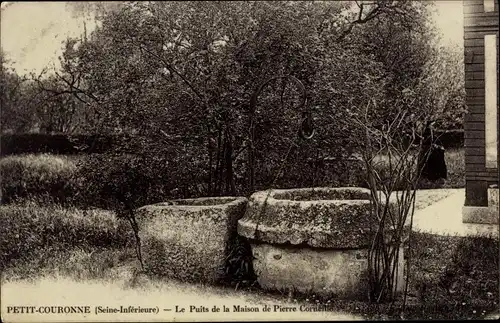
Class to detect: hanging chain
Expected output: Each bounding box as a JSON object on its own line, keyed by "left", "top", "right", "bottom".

{"left": 248, "top": 75, "right": 315, "bottom": 238}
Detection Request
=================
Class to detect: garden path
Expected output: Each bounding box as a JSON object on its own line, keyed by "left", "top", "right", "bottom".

{"left": 411, "top": 188, "right": 498, "bottom": 238}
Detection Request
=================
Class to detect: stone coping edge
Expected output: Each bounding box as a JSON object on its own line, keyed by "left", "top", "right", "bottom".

{"left": 237, "top": 187, "right": 402, "bottom": 248}
{"left": 250, "top": 187, "right": 372, "bottom": 206}
{"left": 137, "top": 196, "right": 248, "bottom": 212}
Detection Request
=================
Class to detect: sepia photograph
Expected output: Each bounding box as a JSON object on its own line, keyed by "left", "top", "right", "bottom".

{"left": 0, "top": 0, "right": 499, "bottom": 321}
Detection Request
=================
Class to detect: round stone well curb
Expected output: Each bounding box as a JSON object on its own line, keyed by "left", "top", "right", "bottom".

{"left": 135, "top": 196, "right": 247, "bottom": 283}
{"left": 237, "top": 187, "right": 405, "bottom": 300}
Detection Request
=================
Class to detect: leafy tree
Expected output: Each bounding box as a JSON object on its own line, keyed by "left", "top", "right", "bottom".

{"left": 26, "top": 1, "right": 465, "bottom": 198}
{"left": 0, "top": 50, "right": 31, "bottom": 133}
{"left": 44, "top": 1, "right": 398, "bottom": 196}
{"left": 412, "top": 42, "right": 466, "bottom": 130}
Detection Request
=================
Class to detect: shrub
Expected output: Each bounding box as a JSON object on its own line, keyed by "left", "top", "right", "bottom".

{"left": 72, "top": 153, "right": 172, "bottom": 213}
{"left": 251, "top": 155, "right": 367, "bottom": 192}
{"left": 0, "top": 147, "right": 464, "bottom": 209}
{"left": 0, "top": 154, "right": 78, "bottom": 205}
{"left": 0, "top": 203, "right": 134, "bottom": 270}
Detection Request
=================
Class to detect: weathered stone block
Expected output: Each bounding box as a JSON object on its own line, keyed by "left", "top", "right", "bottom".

{"left": 251, "top": 243, "right": 405, "bottom": 300}
{"left": 238, "top": 187, "right": 405, "bottom": 300}
{"left": 462, "top": 186, "right": 499, "bottom": 224}
{"left": 489, "top": 186, "right": 499, "bottom": 208}
{"left": 136, "top": 196, "right": 247, "bottom": 283}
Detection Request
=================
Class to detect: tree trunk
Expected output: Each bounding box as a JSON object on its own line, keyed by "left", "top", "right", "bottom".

{"left": 214, "top": 128, "right": 223, "bottom": 195}
{"left": 207, "top": 134, "right": 214, "bottom": 195}
{"left": 224, "top": 128, "right": 236, "bottom": 196}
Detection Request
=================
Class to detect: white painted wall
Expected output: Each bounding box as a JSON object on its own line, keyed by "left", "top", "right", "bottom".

{"left": 484, "top": 34, "right": 498, "bottom": 168}
{"left": 484, "top": 0, "right": 495, "bottom": 12}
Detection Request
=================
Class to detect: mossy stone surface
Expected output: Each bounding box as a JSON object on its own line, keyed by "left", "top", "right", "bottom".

{"left": 136, "top": 196, "right": 247, "bottom": 283}
{"left": 238, "top": 187, "right": 397, "bottom": 249}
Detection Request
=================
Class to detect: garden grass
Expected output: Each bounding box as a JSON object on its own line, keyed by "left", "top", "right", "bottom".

{"left": 442, "top": 147, "right": 465, "bottom": 188}
{"left": 0, "top": 202, "right": 134, "bottom": 271}
{"left": 2, "top": 232, "right": 496, "bottom": 320}
{"left": 0, "top": 153, "right": 78, "bottom": 204}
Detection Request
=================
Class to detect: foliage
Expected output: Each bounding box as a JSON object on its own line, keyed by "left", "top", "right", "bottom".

{"left": 0, "top": 147, "right": 466, "bottom": 210}
{"left": 348, "top": 1, "right": 465, "bottom": 130}
{"left": 3, "top": 1, "right": 466, "bottom": 198}
{"left": 346, "top": 24, "right": 465, "bottom": 304}
{"left": 0, "top": 51, "right": 32, "bottom": 133}
{"left": 3, "top": 1, "right": 466, "bottom": 199}
{"left": 72, "top": 151, "right": 179, "bottom": 269}
{"left": 30, "top": 72, "right": 90, "bottom": 134}
{"left": 0, "top": 4, "right": 477, "bottom": 318}
{"left": 0, "top": 154, "right": 77, "bottom": 205}
{"left": 0, "top": 49, "right": 90, "bottom": 134}
{"left": 347, "top": 88, "right": 437, "bottom": 304}
{"left": 0, "top": 203, "right": 133, "bottom": 270}
{"left": 404, "top": 42, "right": 466, "bottom": 130}
{"left": 72, "top": 152, "right": 173, "bottom": 213}
{"left": 338, "top": 5, "right": 465, "bottom": 302}
{"left": 34, "top": 1, "right": 451, "bottom": 200}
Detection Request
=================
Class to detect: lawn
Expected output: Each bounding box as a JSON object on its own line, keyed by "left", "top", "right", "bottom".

{"left": 0, "top": 203, "right": 133, "bottom": 274}
{"left": 443, "top": 148, "right": 465, "bottom": 188}
{"left": 0, "top": 154, "right": 78, "bottom": 205}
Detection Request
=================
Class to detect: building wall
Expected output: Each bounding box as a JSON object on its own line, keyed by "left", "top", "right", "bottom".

{"left": 463, "top": 0, "right": 499, "bottom": 206}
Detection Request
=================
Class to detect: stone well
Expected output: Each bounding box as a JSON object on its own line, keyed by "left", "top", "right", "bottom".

{"left": 237, "top": 187, "right": 405, "bottom": 300}
{"left": 135, "top": 196, "right": 247, "bottom": 283}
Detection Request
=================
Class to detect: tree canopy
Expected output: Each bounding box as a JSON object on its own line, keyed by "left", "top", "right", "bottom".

{"left": 1, "top": 1, "right": 465, "bottom": 198}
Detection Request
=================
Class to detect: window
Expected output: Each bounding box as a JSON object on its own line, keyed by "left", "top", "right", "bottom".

{"left": 484, "top": 34, "right": 498, "bottom": 168}
{"left": 484, "top": 0, "right": 495, "bottom": 12}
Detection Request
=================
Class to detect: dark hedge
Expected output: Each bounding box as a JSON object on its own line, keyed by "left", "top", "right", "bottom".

{"left": 0, "top": 133, "right": 116, "bottom": 156}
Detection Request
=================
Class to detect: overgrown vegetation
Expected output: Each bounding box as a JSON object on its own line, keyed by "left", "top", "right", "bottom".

{"left": 0, "top": 154, "right": 77, "bottom": 205}
{"left": 1, "top": 246, "right": 136, "bottom": 283}
{"left": 1, "top": 207, "right": 496, "bottom": 321}
{"left": 0, "top": 203, "right": 133, "bottom": 271}
{"left": 2, "top": 1, "right": 465, "bottom": 199}
{"left": 0, "top": 148, "right": 465, "bottom": 207}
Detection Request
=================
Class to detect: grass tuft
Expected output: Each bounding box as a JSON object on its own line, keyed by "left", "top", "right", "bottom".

{"left": 0, "top": 154, "right": 78, "bottom": 204}
{"left": 0, "top": 202, "right": 134, "bottom": 271}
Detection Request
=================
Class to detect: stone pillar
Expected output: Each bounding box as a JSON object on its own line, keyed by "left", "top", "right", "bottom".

{"left": 465, "top": 180, "right": 489, "bottom": 207}
{"left": 463, "top": 183, "right": 499, "bottom": 224}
